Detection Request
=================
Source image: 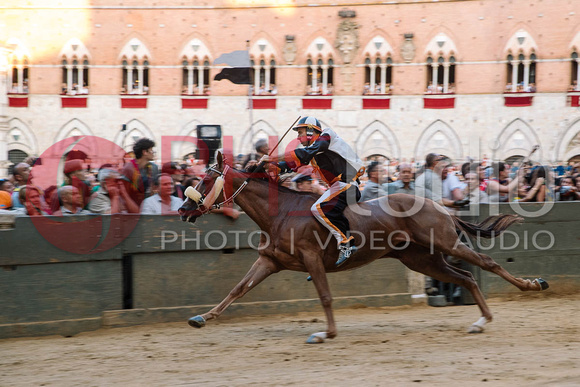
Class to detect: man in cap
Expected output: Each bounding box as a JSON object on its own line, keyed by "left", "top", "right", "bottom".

{"left": 292, "top": 173, "right": 314, "bottom": 193}
{"left": 261, "top": 116, "right": 364, "bottom": 266}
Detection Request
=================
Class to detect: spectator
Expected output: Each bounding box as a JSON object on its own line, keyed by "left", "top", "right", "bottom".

{"left": 557, "top": 176, "right": 578, "bottom": 201}
{"left": 162, "top": 162, "right": 186, "bottom": 199}
{"left": 16, "top": 185, "right": 48, "bottom": 216}
{"left": 442, "top": 163, "right": 465, "bottom": 202}
{"left": 0, "top": 190, "right": 12, "bottom": 210}
{"left": 243, "top": 138, "right": 270, "bottom": 171}
{"left": 52, "top": 186, "right": 90, "bottom": 215}
{"left": 63, "top": 159, "right": 92, "bottom": 208}
{"left": 360, "top": 161, "right": 387, "bottom": 202}
{"left": 385, "top": 163, "right": 415, "bottom": 195}
{"left": 517, "top": 165, "right": 549, "bottom": 202}
{"left": 141, "top": 174, "right": 184, "bottom": 215}
{"left": 11, "top": 162, "right": 32, "bottom": 209}
{"left": 121, "top": 138, "right": 159, "bottom": 207}
{"left": 292, "top": 174, "right": 314, "bottom": 193}
{"left": 0, "top": 179, "right": 14, "bottom": 195}
{"left": 88, "top": 169, "right": 140, "bottom": 214}
{"left": 43, "top": 185, "right": 58, "bottom": 215}
{"left": 415, "top": 154, "right": 468, "bottom": 208}
{"left": 464, "top": 172, "right": 489, "bottom": 204}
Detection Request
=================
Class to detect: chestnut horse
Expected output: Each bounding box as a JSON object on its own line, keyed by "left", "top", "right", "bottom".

{"left": 178, "top": 152, "right": 548, "bottom": 343}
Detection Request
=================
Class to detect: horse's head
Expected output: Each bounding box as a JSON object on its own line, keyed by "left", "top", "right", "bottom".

{"left": 178, "top": 151, "right": 227, "bottom": 223}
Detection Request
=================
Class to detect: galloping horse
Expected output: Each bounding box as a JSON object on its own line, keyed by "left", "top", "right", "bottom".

{"left": 178, "top": 151, "right": 548, "bottom": 343}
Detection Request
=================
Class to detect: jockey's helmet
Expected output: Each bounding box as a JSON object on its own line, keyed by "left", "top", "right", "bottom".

{"left": 293, "top": 116, "right": 322, "bottom": 133}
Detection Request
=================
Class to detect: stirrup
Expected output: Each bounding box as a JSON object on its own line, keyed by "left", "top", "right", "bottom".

{"left": 336, "top": 245, "right": 357, "bottom": 267}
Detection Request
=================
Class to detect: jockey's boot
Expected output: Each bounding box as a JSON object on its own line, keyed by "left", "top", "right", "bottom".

{"left": 335, "top": 242, "right": 357, "bottom": 267}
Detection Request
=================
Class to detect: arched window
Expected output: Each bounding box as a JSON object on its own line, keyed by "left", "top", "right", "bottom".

{"left": 251, "top": 57, "right": 276, "bottom": 95}
{"left": 8, "top": 150, "right": 29, "bottom": 165}
{"left": 61, "top": 56, "right": 90, "bottom": 95}
{"left": 8, "top": 57, "right": 29, "bottom": 94}
{"left": 122, "top": 57, "right": 150, "bottom": 95}
{"left": 182, "top": 58, "right": 210, "bottom": 95}
{"left": 425, "top": 54, "right": 456, "bottom": 94}
{"left": 364, "top": 56, "right": 393, "bottom": 95}
{"left": 571, "top": 51, "right": 579, "bottom": 91}
{"left": 306, "top": 57, "right": 334, "bottom": 95}
{"left": 506, "top": 51, "right": 537, "bottom": 93}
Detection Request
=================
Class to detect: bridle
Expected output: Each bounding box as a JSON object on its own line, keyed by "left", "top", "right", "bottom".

{"left": 184, "top": 159, "right": 250, "bottom": 216}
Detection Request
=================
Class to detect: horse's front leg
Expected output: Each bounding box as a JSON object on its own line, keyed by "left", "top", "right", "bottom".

{"left": 302, "top": 251, "right": 336, "bottom": 344}
{"left": 188, "top": 256, "right": 278, "bottom": 328}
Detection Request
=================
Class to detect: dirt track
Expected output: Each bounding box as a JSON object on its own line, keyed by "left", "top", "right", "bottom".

{"left": 1, "top": 294, "right": 579, "bottom": 387}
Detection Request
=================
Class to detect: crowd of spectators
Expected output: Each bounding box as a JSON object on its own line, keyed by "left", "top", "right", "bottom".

{"left": 505, "top": 82, "right": 537, "bottom": 93}
{"left": 1, "top": 137, "right": 579, "bottom": 219}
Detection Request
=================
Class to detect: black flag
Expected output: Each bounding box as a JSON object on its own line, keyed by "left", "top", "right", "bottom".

{"left": 213, "top": 50, "right": 252, "bottom": 85}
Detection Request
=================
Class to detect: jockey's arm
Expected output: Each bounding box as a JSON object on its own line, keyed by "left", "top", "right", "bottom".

{"left": 260, "top": 133, "right": 331, "bottom": 170}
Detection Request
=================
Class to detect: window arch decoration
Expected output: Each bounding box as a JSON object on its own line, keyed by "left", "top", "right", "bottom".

{"left": 6, "top": 38, "right": 30, "bottom": 94}
{"left": 362, "top": 36, "right": 394, "bottom": 95}
{"left": 304, "top": 37, "right": 335, "bottom": 95}
{"left": 424, "top": 33, "right": 458, "bottom": 94}
{"left": 59, "top": 38, "right": 91, "bottom": 95}
{"left": 180, "top": 38, "right": 212, "bottom": 95}
{"left": 119, "top": 38, "right": 152, "bottom": 95}
{"left": 250, "top": 38, "right": 278, "bottom": 95}
{"left": 504, "top": 30, "right": 538, "bottom": 93}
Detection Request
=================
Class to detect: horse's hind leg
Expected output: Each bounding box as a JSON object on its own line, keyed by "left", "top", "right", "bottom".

{"left": 393, "top": 244, "right": 492, "bottom": 333}
{"left": 441, "top": 242, "right": 545, "bottom": 292}
{"left": 188, "top": 256, "right": 279, "bottom": 328}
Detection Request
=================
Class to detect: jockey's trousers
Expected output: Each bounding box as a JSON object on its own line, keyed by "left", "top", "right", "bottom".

{"left": 311, "top": 181, "right": 361, "bottom": 247}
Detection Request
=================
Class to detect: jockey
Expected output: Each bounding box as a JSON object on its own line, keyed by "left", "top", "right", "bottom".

{"left": 261, "top": 116, "right": 364, "bottom": 266}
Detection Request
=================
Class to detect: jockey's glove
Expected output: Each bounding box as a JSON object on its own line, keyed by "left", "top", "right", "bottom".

{"left": 452, "top": 199, "right": 470, "bottom": 208}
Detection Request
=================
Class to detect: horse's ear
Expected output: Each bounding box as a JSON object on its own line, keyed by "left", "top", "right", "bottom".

{"left": 217, "top": 151, "right": 223, "bottom": 168}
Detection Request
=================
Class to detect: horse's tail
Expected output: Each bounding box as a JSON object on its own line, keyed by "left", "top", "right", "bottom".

{"left": 452, "top": 214, "right": 523, "bottom": 239}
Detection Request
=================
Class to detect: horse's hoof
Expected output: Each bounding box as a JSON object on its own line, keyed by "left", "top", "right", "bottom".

{"left": 468, "top": 324, "right": 484, "bottom": 334}
{"left": 535, "top": 278, "right": 549, "bottom": 291}
{"left": 188, "top": 315, "right": 206, "bottom": 328}
{"left": 306, "top": 332, "right": 327, "bottom": 344}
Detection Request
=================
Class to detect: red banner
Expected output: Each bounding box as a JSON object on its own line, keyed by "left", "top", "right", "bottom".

{"left": 423, "top": 97, "right": 455, "bottom": 109}
{"left": 61, "top": 97, "right": 87, "bottom": 108}
{"left": 182, "top": 98, "right": 208, "bottom": 109}
{"left": 121, "top": 98, "right": 148, "bottom": 108}
{"left": 8, "top": 96, "right": 28, "bottom": 108}
{"left": 363, "top": 98, "right": 390, "bottom": 109}
{"left": 504, "top": 95, "right": 533, "bottom": 107}
{"left": 302, "top": 98, "right": 332, "bottom": 109}
{"left": 251, "top": 98, "right": 276, "bottom": 109}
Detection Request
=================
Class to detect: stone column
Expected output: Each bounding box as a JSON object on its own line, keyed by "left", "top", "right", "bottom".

{"left": 253, "top": 65, "right": 260, "bottom": 94}
{"left": 321, "top": 64, "right": 328, "bottom": 94}
{"left": 137, "top": 65, "right": 144, "bottom": 94}
{"left": 523, "top": 59, "right": 531, "bottom": 91}
{"left": 511, "top": 62, "right": 518, "bottom": 92}
{"left": 431, "top": 64, "right": 438, "bottom": 92}
{"left": 78, "top": 64, "right": 84, "bottom": 93}
{"left": 311, "top": 64, "right": 318, "bottom": 93}
{"left": 369, "top": 64, "right": 376, "bottom": 93}
{"left": 264, "top": 65, "right": 271, "bottom": 91}
{"left": 198, "top": 66, "right": 204, "bottom": 94}
{"left": 576, "top": 59, "right": 580, "bottom": 91}
{"left": 187, "top": 65, "right": 194, "bottom": 94}
{"left": 66, "top": 64, "right": 73, "bottom": 93}
{"left": 126, "top": 65, "right": 133, "bottom": 93}
{"left": 443, "top": 62, "right": 450, "bottom": 93}
{"left": 380, "top": 64, "right": 387, "bottom": 94}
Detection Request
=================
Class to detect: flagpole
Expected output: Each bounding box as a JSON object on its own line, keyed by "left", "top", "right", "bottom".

{"left": 246, "top": 40, "right": 254, "bottom": 155}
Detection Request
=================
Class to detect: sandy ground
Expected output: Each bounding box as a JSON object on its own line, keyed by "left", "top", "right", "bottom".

{"left": 1, "top": 294, "right": 579, "bottom": 387}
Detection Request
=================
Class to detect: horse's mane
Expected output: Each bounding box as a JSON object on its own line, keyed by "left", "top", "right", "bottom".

{"left": 233, "top": 165, "right": 320, "bottom": 199}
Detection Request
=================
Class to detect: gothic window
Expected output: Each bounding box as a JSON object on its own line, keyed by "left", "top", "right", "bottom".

{"left": 251, "top": 57, "right": 276, "bottom": 95}
{"left": 425, "top": 55, "right": 456, "bottom": 94}
{"left": 571, "top": 51, "right": 579, "bottom": 91}
{"left": 8, "top": 57, "right": 29, "bottom": 94}
{"left": 61, "top": 56, "right": 90, "bottom": 95}
{"left": 182, "top": 58, "right": 210, "bottom": 95}
{"left": 306, "top": 57, "right": 334, "bottom": 95}
{"left": 122, "top": 57, "right": 150, "bottom": 95}
{"left": 364, "top": 56, "right": 393, "bottom": 95}
{"left": 506, "top": 51, "right": 537, "bottom": 93}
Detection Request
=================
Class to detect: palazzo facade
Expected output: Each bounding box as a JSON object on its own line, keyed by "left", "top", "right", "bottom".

{"left": 1, "top": 0, "right": 580, "bottom": 176}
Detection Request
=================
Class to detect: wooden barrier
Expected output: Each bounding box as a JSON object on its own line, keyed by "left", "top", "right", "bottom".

{"left": 1, "top": 202, "right": 578, "bottom": 339}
